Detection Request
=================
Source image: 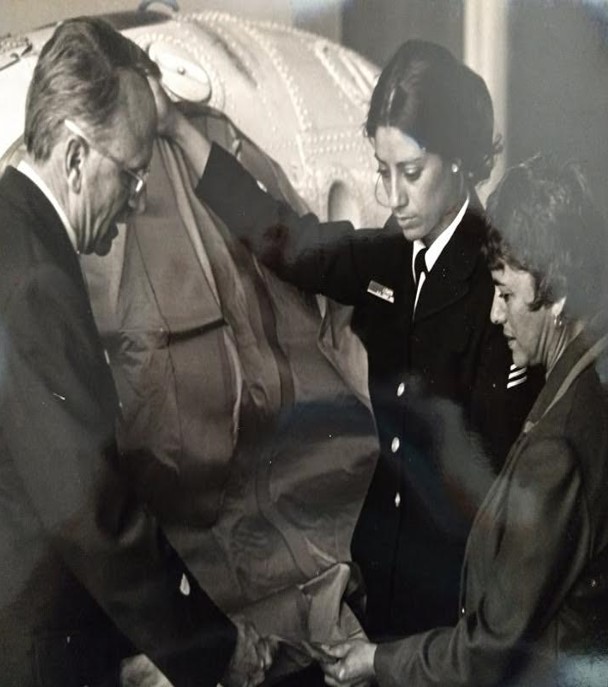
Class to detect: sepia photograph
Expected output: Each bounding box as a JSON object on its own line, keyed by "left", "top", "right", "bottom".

{"left": 0, "top": 1, "right": 607, "bottom": 685}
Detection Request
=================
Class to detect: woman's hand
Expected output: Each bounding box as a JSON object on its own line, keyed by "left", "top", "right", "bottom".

{"left": 319, "top": 640, "right": 377, "bottom": 687}
{"left": 147, "top": 77, "right": 181, "bottom": 139}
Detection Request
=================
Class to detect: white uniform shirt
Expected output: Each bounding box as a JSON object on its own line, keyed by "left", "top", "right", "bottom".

{"left": 411, "top": 196, "right": 469, "bottom": 313}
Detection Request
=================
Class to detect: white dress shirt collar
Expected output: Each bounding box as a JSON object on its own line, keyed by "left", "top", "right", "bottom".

{"left": 411, "top": 195, "right": 469, "bottom": 311}
{"left": 17, "top": 160, "right": 79, "bottom": 253}
{"left": 411, "top": 195, "right": 470, "bottom": 279}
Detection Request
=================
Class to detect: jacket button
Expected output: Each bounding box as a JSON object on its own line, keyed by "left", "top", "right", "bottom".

{"left": 460, "top": 607, "right": 466, "bottom": 616}
{"left": 391, "top": 437, "right": 400, "bottom": 453}
{"left": 394, "top": 492, "right": 401, "bottom": 508}
{"left": 591, "top": 578, "right": 598, "bottom": 588}
{"left": 397, "top": 382, "right": 405, "bottom": 397}
{"left": 180, "top": 573, "right": 191, "bottom": 596}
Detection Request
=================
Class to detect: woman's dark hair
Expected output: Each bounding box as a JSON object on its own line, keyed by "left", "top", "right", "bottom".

{"left": 484, "top": 154, "right": 607, "bottom": 322}
{"left": 25, "top": 17, "right": 160, "bottom": 161}
{"left": 366, "top": 39, "right": 499, "bottom": 185}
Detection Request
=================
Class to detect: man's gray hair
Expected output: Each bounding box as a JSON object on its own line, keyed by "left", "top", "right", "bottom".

{"left": 24, "top": 17, "right": 160, "bottom": 161}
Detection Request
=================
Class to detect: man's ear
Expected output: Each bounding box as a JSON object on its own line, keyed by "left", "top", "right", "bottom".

{"left": 551, "top": 296, "right": 566, "bottom": 320}
{"left": 65, "top": 137, "right": 86, "bottom": 193}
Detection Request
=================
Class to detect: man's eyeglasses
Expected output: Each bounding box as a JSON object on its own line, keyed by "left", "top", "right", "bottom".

{"left": 64, "top": 119, "right": 149, "bottom": 197}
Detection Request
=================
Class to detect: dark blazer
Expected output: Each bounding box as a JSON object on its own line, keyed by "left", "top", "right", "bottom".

{"left": 0, "top": 167, "right": 236, "bottom": 687}
{"left": 375, "top": 333, "right": 608, "bottom": 686}
{"left": 196, "top": 144, "right": 541, "bottom": 637}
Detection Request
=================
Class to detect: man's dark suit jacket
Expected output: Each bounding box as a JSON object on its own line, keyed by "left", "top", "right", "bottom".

{"left": 196, "top": 143, "right": 541, "bottom": 638}
{"left": 0, "top": 167, "right": 236, "bottom": 687}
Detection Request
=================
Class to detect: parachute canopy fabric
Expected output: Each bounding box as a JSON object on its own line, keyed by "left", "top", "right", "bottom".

{"left": 82, "top": 109, "right": 378, "bottom": 680}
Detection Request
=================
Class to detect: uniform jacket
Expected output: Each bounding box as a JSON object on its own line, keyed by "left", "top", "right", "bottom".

{"left": 196, "top": 143, "right": 540, "bottom": 636}
{"left": 375, "top": 332, "right": 608, "bottom": 686}
{"left": 0, "top": 167, "right": 236, "bottom": 687}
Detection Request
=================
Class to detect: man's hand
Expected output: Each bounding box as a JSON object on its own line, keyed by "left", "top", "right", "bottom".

{"left": 319, "top": 640, "right": 377, "bottom": 687}
{"left": 222, "top": 620, "right": 277, "bottom": 687}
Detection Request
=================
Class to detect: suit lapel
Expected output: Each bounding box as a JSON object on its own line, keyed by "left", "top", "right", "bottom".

{"left": 2, "top": 167, "right": 121, "bottom": 416}
{"left": 413, "top": 211, "right": 485, "bottom": 323}
{"left": 3, "top": 167, "right": 87, "bottom": 294}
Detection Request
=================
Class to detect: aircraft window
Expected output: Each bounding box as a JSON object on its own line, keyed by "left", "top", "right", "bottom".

{"left": 328, "top": 179, "right": 361, "bottom": 226}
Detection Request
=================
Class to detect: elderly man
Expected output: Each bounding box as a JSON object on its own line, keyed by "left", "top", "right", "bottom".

{"left": 0, "top": 17, "right": 271, "bottom": 687}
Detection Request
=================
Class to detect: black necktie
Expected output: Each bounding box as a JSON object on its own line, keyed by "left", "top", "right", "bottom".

{"left": 414, "top": 248, "right": 428, "bottom": 286}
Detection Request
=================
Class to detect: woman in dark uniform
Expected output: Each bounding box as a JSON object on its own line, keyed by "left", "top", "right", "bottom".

{"left": 154, "top": 39, "right": 539, "bottom": 641}
{"left": 321, "top": 155, "right": 608, "bottom": 687}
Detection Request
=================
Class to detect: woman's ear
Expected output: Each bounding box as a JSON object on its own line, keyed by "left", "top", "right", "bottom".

{"left": 551, "top": 296, "right": 566, "bottom": 322}
{"left": 65, "top": 136, "right": 86, "bottom": 193}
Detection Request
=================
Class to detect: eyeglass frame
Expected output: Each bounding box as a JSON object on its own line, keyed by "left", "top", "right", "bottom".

{"left": 64, "top": 119, "right": 149, "bottom": 197}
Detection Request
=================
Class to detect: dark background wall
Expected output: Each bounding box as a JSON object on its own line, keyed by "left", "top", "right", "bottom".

{"left": 342, "top": 0, "right": 608, "bottom": 215}
{"left": 343, "top": 0, "right": 464, "bottom": 66}
{"left": 507, "top": 2, "right": 608, "bottom": 207}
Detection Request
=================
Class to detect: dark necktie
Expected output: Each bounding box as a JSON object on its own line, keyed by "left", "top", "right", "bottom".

{"left": 414, "top": 248, "right": 428, "bottom": 286}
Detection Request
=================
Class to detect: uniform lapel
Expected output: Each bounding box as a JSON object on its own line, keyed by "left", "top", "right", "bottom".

{"left": 413, "top": 211, "right": 484, "bottom": 323}
{"left": 399, "top": 235, "right": 416, "bottom": 316}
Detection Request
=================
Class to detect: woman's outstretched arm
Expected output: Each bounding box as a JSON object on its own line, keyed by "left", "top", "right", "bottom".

{"left": 151, "top": 79, "right": 393, "bottom": 305}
